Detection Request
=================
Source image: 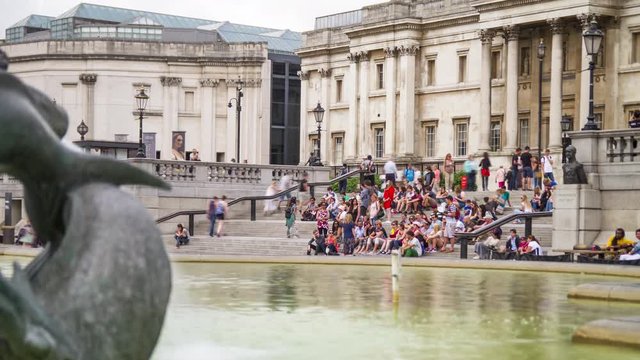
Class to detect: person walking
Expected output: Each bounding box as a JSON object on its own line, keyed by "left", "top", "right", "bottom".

{"left": 285, "top": 197, "right": 297, "bottom": 238}
{"left": 495, "top": 165, "right": 506, "bottom": 189}
{"left": 443, "top": 153, "right": 455, "bottom": 191}
{"left": 404, "top": 163, "right": 416, "bottom": 185}
{"left": 214, "top": 195, "right": 228, "bottom": 237}
{"left": 207, "top": 196, "right": 218, "bottom": 237}
{"left": 360, "top": 155, "right": 376, "bottom": 185}
{"left": 463, "top": 155, "right": 478, "bottom": 191}
{"left": 479, "top": 152, "right": 492, "bottom": 191}
{"left": 383, "top": 159, "right": 398, "bottom": 184}
{"left": 520, "top": 146, "right": 533, "bottom": 191}
{"left": 510, "top": 148, "right": 522, "bottom": 190}
{"left": 338, "top": 163, "right": 349, "bottom": 194}
{"left": 432, "top": 163, "right": 441, "bottom": 192}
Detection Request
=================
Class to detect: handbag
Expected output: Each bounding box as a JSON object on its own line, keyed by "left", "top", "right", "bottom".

{"left": 495, "top": 205, "right": 505, "bottom": 215}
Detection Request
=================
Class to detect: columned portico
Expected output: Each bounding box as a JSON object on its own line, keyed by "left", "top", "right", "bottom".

{"left": 398, "top": 45, "right": 418, "bottom": 156}
{"left": 358, "top": 51, "right": 370, "bottom": 157}
{"left": 548, "top": 18, "right": 564, "bottom": 150}
{"left": 384, "top": 46, "right": 397, "bottom": 157}
{"left": 503, "top": 26, "right": 519, "bottom": 152}
{"left": 479, "top": 30, "right": 494, "bottom": 152}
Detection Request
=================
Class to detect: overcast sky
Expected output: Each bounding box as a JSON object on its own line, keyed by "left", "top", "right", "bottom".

{"left": 0, "top": 0, "right": 383, "bottom": 37}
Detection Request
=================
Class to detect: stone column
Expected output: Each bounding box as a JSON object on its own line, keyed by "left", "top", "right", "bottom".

{"left": 358, "top": 51, "right": 370, "bottom": 157}
{"left": 346, "top": 53, "right": 359, "bottom": 161}
{"left": 298, "top": 71, "right": 310, "bottom": 164}
{"left": 578, "top": 14, "right": 591, "bottom": 129}
{"left": 199, "top": 78, "right": 218, "bottom": 161}
{"left": 548, "top": 19, "right": 564, "bottom": 150}
{"left": 398, "top": 45, "right": 419, "bottom": 156}
{"left": 479, "top": 30, "right": 495, "bottom": 152}
{"left": 79, "top": 73, "right": 97, "bottom": 139}
{"left": 320, "top": 68, "right": 332, "bottom": 164}
{"left": 160, "top": 76, "right": 182, "bottom": 159}
{"left": 226, "top": 79, "right": 237, "bottom": 161}
{"left": 244, "top": 78, "right": 261, "bottom": 164}
{"left": 503, "top": 26, "right": 519, "bottom": 151}
{"left": 384, "top": 47, "right": 397, "bottom": 157}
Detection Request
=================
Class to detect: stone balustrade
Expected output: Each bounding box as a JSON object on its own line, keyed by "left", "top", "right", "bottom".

{"left": 570, "top": 128, "right": 640, "bottom": 173}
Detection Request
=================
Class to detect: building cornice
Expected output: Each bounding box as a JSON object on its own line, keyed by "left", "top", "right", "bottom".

{"left": 3, "top": 53, "right": 265, "bottom": 66}
{"left": 344, "top": 19, "right": 423, "bottom": 39}
{"left": 471, "top": 0, "right": 545, "bottom": 12}
{"left": 296, "top": 44, "right": 350, "bottom": 58}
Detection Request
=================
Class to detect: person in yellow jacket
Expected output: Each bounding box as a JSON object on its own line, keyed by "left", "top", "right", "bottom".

{"left": 605, "top": 228, "right": 636, "bottom": 250}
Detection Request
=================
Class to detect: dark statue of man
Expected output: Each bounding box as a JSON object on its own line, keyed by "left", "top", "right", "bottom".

{"left": 562, "top": 145, "right": 588, "bottom": 184}
{"left": 0, "top": 49, "right": 171, "bottom": 359}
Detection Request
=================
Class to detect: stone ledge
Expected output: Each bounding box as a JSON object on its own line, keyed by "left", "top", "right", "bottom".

{"left": 573, "top": 317, "right": 640, "bottom": 349}
{"left": 568, "top": 283, "right": 640, "bottom": 303}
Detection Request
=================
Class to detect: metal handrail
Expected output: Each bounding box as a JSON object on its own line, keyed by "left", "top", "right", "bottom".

{"left": 156, "top": 169, "right": 363, "bottom": 231}
{"left": 455, "top": 211, "right": 553, "bottom": 259}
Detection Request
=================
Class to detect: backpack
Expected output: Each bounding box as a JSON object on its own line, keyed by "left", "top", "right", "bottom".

{"left": 285, "top": 206, "right": 293, "bottom": 219}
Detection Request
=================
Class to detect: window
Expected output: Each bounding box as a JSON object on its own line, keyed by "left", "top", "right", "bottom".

{"left": 333, "top": 136, "right": 344, "bottom": 165}
{"left": 594, "top": 112, "right": 604, "bottom": 129}
{"left": 374, "top": 128, "right": 384, "bottom": 158}
{"left": 216, "top": 152, "right": 225, "bottom": 162}
{"left": 376, "top": 63, "right": 384, "bottom": 89}
{"left": 518, "top": 118, "right": 529, "bottom": 148}
{"left": 425, "top": 125, "right": 436, "bottom": 157}
{"left": 458, "top": 55, "right": 467, "bottom": 83}
{"left": 184, "top": 91, "right": 194, "bottom": 112}
{"left": 455, "top": 121, "right": 468, "bottom": 157}
{"left": 520, "top": 47, "right": 531, "bottom": 76}
{"left": 490, "top": 119, "right": 502, "bottom": 152}
{"left": 491, "top": 51, "right": 501, "bottom": 79}
{"left": 336, "top": 78, "right": 343, "bottom": 102}
{"left": 633, "top": 33, "right": 640, "bottom": 64}
{"left": 427, "top": 59, "right": 436, "bottom": 86}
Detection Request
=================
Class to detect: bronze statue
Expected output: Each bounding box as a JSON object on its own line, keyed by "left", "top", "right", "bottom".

{"left": 0, "top": 49, "right": 172, "bottom": 359}
{"left": 562, "top": 144, "right": 588, "bottom": 184}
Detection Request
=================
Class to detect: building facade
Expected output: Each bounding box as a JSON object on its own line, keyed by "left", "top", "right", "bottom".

{"left": 1, "top": 3, "right": 302, "bottom": 164}
{"left": 298, "top": 0, "right": 640, "bottom": 168}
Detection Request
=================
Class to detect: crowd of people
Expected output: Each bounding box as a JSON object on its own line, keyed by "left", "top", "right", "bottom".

{"left": 285, "top": 153, "right": 561, "bottom": 258}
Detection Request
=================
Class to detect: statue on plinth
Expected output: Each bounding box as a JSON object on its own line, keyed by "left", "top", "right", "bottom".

{"left": 0, "top": 49, "right": 171, "bottom": 360}
{"left": 562, "top": 145, "right": 588, "bottom": 184}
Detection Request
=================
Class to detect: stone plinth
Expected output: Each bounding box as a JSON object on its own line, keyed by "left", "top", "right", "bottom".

{"left": 552, "top": 182, "right": 601, "bottom": 251}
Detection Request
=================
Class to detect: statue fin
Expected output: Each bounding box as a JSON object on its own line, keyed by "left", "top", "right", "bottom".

{"left": 70, "top": 154, "right": 170, "bottom": 190}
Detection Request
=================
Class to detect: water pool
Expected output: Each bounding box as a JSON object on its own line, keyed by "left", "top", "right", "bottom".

{"left": 2, "top": 257, "right": 639, "bottom": 359}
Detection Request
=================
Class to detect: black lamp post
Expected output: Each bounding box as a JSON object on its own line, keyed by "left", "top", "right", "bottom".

{"left": 582, "top": 20, "right": 604, "bottom": 131}
{"left": 135, "top": 88, "right": 149, "bottom": 158}
{"left": 312, "top": 102, "right": 325, "bottom": 166}
{"left": 537, "top": 37, "right": 546, "bottom": 163}
{"left": 561, "top": 115, "right": 573, "bottom": 163}
{"left": 76, "top": 119, "right": 88, "bottom": 152}
{"left": 227, "top": 79, "right": 244, "bottom": 162}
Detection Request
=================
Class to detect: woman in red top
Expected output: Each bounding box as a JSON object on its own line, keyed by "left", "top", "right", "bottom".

{"left": 383, "top": 180, "right": 395, "bottom": 222}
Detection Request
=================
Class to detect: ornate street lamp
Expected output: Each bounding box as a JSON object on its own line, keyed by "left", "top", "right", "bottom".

{"left": 135, "top": 88, "right": 149, "bottom": 158}
{"left": 537, "top": 38, "right": 546, "bottom": 162}
{"left": 227, "top": 78, "right": 244, "bottom": 163}
{"left": 582, "top": 19, "right": 604, "bottom": 131}
{"left": 312, "top": 102, "right": 325, "bottom": 166}
{"left": 561, "top": 115, "right": 573, "bottom": 163}
{"left": 77, "top": 119, "right": 88, "bottom": 141}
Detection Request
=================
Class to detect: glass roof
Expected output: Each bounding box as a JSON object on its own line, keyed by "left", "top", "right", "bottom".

{"left": 9, "top": 14, "right": 54, "bottom": 29}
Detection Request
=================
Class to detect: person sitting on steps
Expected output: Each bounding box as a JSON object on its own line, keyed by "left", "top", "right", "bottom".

{"left": 174, "top": 223, "right": 189, "bottom": 249}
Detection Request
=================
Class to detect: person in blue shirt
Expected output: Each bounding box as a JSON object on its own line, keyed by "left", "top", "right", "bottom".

{"left": 404, "top": 163, "right": 416, "bottom": 184}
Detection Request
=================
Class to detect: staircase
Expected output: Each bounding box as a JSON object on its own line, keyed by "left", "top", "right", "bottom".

{"left": 164, "top": 189, "right": 553, "bottom": 257}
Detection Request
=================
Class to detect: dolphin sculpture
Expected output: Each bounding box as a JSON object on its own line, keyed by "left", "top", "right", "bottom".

{"left": 0, "top": 52, "right": 172, "bottom": 359}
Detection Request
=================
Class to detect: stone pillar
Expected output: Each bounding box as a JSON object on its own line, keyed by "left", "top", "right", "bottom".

{"left": 298, "top": 71, "right": 310, "bottom": 164}
{"left": 398, "top": 45, "right": 419, "bottom": 156}
{"left": 358, "top": 51, "right": 370, "bottom": 157}
{"left": 479, "top": 30, "right": 495, "bottom": 152}
{"left": 79, "top": 73, "right": 97, "bottom": 139}
{"left": 578, "top": 14, "right": 591, "bottom": 129}
{"left": 384, "top": 47, "right": 397, "bottom": 157}
{"left": 503, "top": 26, "right": 519, "bottom": 152}
{"left": 346, "top": 53, "right": 359, "bottom": 161}
{"left": 160, "top": 76, "right": 182, "bottom": 159}
{"left": 244, "top": 78, "right": 261, "bottom": 164}
{"left": 199, "top": 78, "right": 218, "bottom": 162}
{"left": 552, "top": 184, "right": 601, "bottom": 250}
{"left": 548, "top": 19, "right": 564, "bottom": 150}
{"left": 320, "top": 68, "right": 332, "bottom": 164}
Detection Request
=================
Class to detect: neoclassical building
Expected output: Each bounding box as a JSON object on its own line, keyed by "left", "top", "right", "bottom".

{"left": 298, "top": 0, "right": 640, "bottom": 168}
{"left": 1, "top": 3, "right": 302, "bottom": 165}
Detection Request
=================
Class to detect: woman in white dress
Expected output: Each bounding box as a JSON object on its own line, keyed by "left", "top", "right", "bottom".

{"left": 264, "top": 181, "right": 279, "bottom": 215}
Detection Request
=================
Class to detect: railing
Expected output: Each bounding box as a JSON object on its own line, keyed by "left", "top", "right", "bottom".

{"left": 455, "top": 211, "right": 553, "bottom": 259}
{"left": 314, "top": 9, "right": 362, "bottom": 30}
{"left": 606, "top": 133, "right": 639, "bottom": 163}
{"left": 156, "top": 169, "right": 363, "bottom": 232}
